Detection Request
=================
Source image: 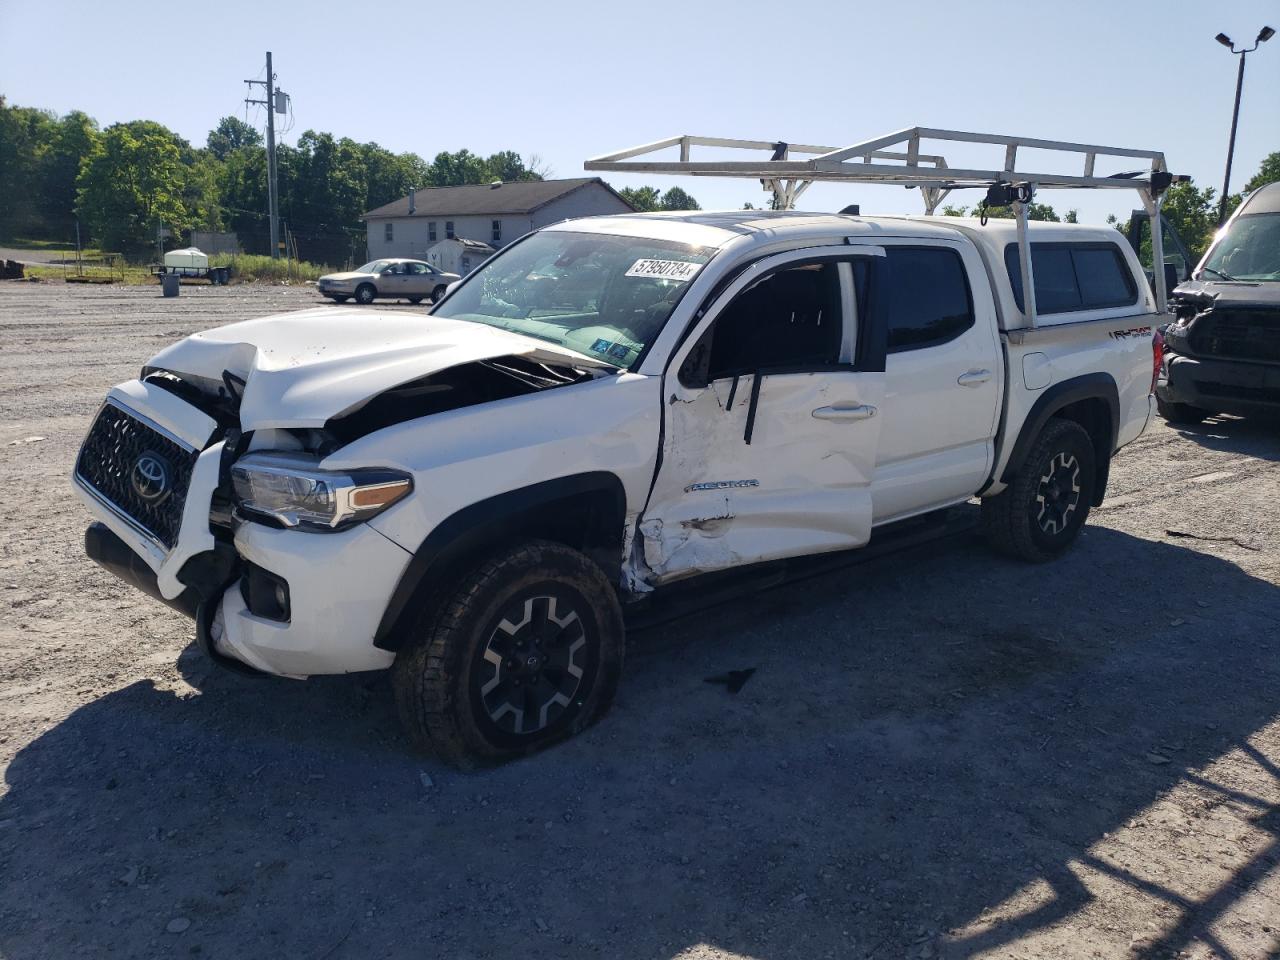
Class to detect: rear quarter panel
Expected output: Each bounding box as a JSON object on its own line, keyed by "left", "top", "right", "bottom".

{"left": 995, "top": 314, "right": 1156, "bottom": 488}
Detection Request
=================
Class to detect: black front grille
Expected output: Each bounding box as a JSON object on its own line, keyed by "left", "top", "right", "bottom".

{"left": 75, "top": 403, "right": 198, "bottom": 549}
{"left": 1189, "top": 309, "right": 1280, "bottom": 363}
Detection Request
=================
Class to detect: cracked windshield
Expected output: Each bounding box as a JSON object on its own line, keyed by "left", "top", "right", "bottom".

{"left": 431, "top": 231, "right": 715, "bottom": 366}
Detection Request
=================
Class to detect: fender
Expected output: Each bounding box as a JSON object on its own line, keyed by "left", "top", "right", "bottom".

{"left": 998, "top": 373, "right": 1119, "bottom": 506}
{"left": 373, "top": 472, "right": 627, "bottom": 651}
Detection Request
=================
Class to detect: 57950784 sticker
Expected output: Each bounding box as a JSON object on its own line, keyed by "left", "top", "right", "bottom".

{"left": 625, "top": 259, "right": 702, "bottom": 282}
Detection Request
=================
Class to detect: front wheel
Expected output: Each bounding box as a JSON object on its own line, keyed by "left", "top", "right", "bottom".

{"left": 392, "top": 540, "right": 624, "bottom": 766}
{"left": 982, "top": 418, "right": 1096, "bottom": 563}
{"left": 432, "top": 285, "right": 447, "bottom": 304}
{"left": 1156, "top": 395, "right": 1209, "bottom": 425}
{"left": 355, "top": 283, "right": 376, "bottom": 305}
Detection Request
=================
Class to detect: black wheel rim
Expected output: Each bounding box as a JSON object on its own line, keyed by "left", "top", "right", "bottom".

{"left": 1034, "top": 451, "right": 1081, "bottom": 535}
{"left": 471, "top": 586, "right": 597, "bottom": 744}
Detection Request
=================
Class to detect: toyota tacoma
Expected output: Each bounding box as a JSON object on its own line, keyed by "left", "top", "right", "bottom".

{"left": 74, "top": 210, "right": 1160, "bottom": 764}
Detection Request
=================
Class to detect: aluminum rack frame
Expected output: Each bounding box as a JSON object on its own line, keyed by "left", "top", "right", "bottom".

{"left": 585, "top": 127, "right": 1184, "bottom": 321}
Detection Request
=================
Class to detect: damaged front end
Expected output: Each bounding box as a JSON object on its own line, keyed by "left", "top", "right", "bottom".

{"left": 1158, "top": 283, "right": 1280, "bottom": 414}
{"left": 73, "top": 311, "right": 611, "bottom": 675}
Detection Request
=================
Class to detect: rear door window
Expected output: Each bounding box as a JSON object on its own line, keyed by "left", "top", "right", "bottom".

{"left": 883, "top": 247, "right": 974, "bottom": 352}
{"left": 1005, "top": 242, "right": 1137, "bottom": 314}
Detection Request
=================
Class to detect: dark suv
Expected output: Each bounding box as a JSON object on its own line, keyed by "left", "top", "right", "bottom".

{"left": 1156, "top": 181, "right": 1280, "bottom": 423}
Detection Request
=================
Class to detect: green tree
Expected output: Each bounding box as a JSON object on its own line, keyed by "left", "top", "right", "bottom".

{"left": 945, "top": 202, "right": 1062, "bottom": 221}
{"left": 1244, "top": 151, "right": 1280, "bottom": 193}
{"left": 618, "top": 185, "right": 700, "bottom": 212}
{"left": 206, "top": 116, "right": 262, "bottom": 161}
{"left": 219, "top": 144, "right": 270, "bottom": 251}
{"left": 0, "top": 98, "right": 55, "bottom": 237}
{"left": 658, "top": 186, "right": 700, "bottom": 211}
{"left": 483, "top": 150, "right": 542, "bottom": 183}
{"left": 34, "top": 110, "right": 100, "bottom": 236}
{"left": 619, "top": 186, "right": 662, "bottom": 211}
{"left": 76, "top": 121, "right": 191, "bottom": 253}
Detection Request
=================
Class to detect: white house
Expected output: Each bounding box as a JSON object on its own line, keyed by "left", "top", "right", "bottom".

{"left": 425, "top": 237, "right": 496, "bottom": 276}
{"left": 361, "top": 177, "right": 635, "bottom": 261}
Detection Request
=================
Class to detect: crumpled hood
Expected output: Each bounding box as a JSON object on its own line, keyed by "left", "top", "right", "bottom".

{"left": 1173, "top": 279, "right": 1280, "bottom": 308}
{"left": 145, "top": 307, "right": 609, "bottom": 429}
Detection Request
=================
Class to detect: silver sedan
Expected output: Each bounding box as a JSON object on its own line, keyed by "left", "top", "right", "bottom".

{"left": 317, "top": 259, "right": 461, "bottom": 305}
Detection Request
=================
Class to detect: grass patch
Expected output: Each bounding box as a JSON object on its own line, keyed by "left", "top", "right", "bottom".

{"left": 22, "top": 263, "right": 153, "bottom": 285}
{"left": 210, "top": 253, "right": 329, "bottom": 283}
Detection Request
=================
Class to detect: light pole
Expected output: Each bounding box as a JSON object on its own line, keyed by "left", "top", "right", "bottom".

{"left": 1215, "top": 25, "right": 1275, "bottom": 225}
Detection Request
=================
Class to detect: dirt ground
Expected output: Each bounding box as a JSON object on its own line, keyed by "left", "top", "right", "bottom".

{"left": 1, "top": 280, "right": 1278, "bottom": 960}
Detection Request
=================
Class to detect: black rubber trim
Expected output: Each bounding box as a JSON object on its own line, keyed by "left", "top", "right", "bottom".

{"left": 373, "top": 472, "right": 627, "bottom": 652}
{"left": 195, "top": 592, "right": 268, "bottom": 678}
{"left": 998, "top": 373, "right": 1119, "bottom": 504}
{"left": 85, "top": 522, "right": 199, "bottom": 619}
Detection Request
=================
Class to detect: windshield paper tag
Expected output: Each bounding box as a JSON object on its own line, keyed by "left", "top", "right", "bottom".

{"left": 625, "top": 259, "right": 700, "bottom": 282}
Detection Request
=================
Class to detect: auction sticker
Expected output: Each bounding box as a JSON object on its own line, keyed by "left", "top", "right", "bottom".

{"left": 625, "top": 259, "right": 701, "bottom": 282}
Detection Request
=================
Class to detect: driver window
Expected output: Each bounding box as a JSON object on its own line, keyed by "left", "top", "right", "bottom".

{"left": 703, "top": 263, "right": 842, "bottom": 380}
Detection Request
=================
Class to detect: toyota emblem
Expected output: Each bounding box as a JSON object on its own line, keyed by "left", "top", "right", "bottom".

{"left": 130, "top": 452, "right": 171, "bottom": 503}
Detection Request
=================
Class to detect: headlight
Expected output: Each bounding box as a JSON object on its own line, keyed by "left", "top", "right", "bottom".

{"left": 231, "top": 452, "right": 412, "bottom": 531}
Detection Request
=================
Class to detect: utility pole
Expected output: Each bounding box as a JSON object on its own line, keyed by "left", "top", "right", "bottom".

{"left": 245, "top": 52, "right": 286, "bottom": 258}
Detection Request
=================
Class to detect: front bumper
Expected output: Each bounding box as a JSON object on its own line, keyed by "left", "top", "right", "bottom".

{"left": 1157, "top": 352, "right": 1280, "bottom": 414}
{"left": 207, "top": 520, "right": 410, "bottom": 678}
{"left": 77, "top": 387, "right": 415, "bottom": 679}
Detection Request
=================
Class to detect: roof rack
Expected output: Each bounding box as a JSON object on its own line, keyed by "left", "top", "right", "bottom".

{"left": 585, "top": 127, "right": 1186, "bottom": 320}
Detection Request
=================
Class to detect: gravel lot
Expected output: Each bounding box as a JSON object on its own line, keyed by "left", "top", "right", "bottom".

{"left": 1, "top": 280, "right": 1278, "bottom": 960}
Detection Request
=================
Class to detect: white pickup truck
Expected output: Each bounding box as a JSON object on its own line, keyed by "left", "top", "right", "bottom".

{"left": 74, "top": 210, "right": 1159, "bottom": 764}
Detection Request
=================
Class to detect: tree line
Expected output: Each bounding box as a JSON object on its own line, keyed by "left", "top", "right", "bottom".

{"left": 0, "top": 99, "right": 551, "bottom": 264}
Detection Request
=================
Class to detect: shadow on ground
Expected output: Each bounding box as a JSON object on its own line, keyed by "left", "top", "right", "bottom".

{"left": 1170, "top": 411, "right": 1280, "bottom": 462}
{"left": 1, "top": 526, "right": 1278, "bottom": 959}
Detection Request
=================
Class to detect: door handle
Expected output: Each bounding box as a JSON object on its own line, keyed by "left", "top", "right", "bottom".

{"left": 812, "top": 403, "right": 877, "bottom": 421}
{"left": 957, "top": 369, "right": 992, "bottom": 387}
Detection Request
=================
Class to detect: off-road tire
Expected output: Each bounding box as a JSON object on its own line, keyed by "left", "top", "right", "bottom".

{"left": 982, "top": 417, "right": 1096, "bottom": 563}
{"left": 355, "top": 283, "right": 376, "bottom": 305}
{"left": 432, "top": 285, "right": 447, "bottom": 304}
{"left": 1156, "top": 396, "right": 1209, "bottom": 425}
{"left": 392, "top": 540, "right": 624, "bottom": 767}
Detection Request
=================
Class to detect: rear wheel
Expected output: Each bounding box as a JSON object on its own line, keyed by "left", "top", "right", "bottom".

{"left": 355, "top": 283, "right": 376, "bottom": 305}
{"left": 392, "top": 540, "right": 624, "bottom": 767}
{"left": 1156, "top": 396, "right": 1209, "bottom": 425}
{"left": 982, "top": 418, "right": 1096, "bottom": 562}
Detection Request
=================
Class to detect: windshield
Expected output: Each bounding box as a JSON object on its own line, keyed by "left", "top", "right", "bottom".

{"left": 430, "top": 231, "right": 715, "bottom": 366}
{"left": 1200, "top": 214, "right": 1280, "bottom": 282}
{"left": 357, "top": 260, "right": 391, "bottom": 274}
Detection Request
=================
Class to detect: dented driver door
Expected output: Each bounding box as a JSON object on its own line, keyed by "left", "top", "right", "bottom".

{"left": 637, "top": 248, "right": 887, "bottom": 585}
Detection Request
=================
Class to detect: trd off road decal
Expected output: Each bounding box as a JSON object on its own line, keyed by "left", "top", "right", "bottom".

{"left": 1109, "top": 326, "right": 1152, "bottom": 340}
{"left": 625, "top": 259, "right": 701, "bottom": 282}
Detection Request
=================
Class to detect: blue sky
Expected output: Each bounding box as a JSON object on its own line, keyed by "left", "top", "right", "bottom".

{"left": 2, "top": 0, "right": 1277, "bottom": 225}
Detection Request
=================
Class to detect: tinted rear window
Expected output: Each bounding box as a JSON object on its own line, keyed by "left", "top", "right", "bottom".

{"left": 1005, "top": 242, "right": 1137, "bottom": 314}
{"left": 885, "top": 247, "right": 974, "bottom": 351}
